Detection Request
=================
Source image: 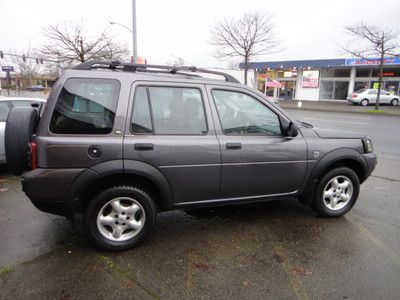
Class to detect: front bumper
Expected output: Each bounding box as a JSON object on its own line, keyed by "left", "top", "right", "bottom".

{"left": 362, "top": 152, "right": 377, "bottom": 179}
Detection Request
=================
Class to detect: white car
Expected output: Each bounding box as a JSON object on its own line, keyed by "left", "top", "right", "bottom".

{"left": 0, "top": 97, "right": 46, "bottom": 163}
{"left": 347, "top": 89, "right": 399, "bottom": 106}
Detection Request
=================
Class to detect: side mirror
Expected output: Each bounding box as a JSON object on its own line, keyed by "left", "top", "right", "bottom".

{"left": 286, "top": 122, "right": 298, "bottom": 137}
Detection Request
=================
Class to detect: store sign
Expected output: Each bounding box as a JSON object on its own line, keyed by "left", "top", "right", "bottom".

{"left": 1, "top": 66, "right": 14, "bottom": 72}
{"left": 283, "top": 71, "right": 297, "bottom": 78}
{"left": 345, "top": 58, "right": 400, "bottom": 66}
{"left": 301, "top": 70, "right": 319, "bottom": 88}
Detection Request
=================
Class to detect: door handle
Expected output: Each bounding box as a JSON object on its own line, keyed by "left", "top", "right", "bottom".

{"left": 226, "top": 142, "right": 242, "bottom": 150}
{"left": 134, "top": 143, "right": 154, "bottom": 151}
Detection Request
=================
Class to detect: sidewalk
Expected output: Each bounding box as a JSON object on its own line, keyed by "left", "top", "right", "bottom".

{"left": 279, "top": 100, "right": 400, "bottom": 116}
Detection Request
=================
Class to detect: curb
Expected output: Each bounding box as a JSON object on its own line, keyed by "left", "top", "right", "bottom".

{"left": 280, "top": 106, "right": 400, "bottom": 117}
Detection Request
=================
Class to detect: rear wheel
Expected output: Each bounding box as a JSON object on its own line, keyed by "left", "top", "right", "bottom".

{"left": 5, "top": 107, "right": 38, "bottom": 175}
{"left": 85, "top": 185, "right": 157, "bottom": 251}
{"left": 312, "top": 167, "right": 360, "bottom": 217}
{"left": 390, "top": 99, "right": 399, "bottom": 106}
{"left": 360, "top": 99, "right": 369, "bottom": 106}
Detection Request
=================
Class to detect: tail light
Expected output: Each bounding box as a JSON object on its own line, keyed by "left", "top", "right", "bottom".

{"left": 30, "top": 142, "right": 38, "bottom": 170}
{"left": 352, "top": 93, "right": 357, "bottom": 98}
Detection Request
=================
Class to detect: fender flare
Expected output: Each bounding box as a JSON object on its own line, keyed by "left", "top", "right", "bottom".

{"left": 66, "top": 159, "right": 173, "bottom": 215}
{"left": 301, "top": 148, "right": 367, "bottom": 204}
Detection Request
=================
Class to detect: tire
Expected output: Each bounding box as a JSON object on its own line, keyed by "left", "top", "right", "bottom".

{"left": 390, "top": 99, "right": 399, "bottom": 106}
{"left": 360, "top": 99, "right": 369, "bottom": 106}
{"left": 84, "top": 185, "right": 157, "bottom": 251}
{"left": 5, "top": 107, "right": 38, "bottom": 175}
{"left": 312, "top": 167, "right": 360, "bottom": 218}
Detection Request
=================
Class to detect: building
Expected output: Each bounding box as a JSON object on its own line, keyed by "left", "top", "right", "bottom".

{"left": 241, "top": 57, "right": 400, "bottom": 101}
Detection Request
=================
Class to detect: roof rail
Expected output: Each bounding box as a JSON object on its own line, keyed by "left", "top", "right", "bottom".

{"left": 73, "top": 61, "right": 240, "bottom": 83}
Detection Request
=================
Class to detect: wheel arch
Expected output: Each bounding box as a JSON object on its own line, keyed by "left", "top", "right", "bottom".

{"left": 300, "top": 148, "right": 368, "bottom": 205}
{"left": 66, "top": 159, "right": 173, "bottom": 216}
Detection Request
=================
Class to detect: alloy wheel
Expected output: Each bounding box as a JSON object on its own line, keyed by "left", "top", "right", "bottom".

{"left": 96, "top": 197, "right": 146, "bottom": 242}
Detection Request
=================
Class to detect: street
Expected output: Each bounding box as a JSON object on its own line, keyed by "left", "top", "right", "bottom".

{"left": 1, "top": 109, "right": 400, "bottom": 299}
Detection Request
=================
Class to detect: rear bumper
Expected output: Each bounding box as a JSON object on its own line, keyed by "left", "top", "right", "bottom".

{"left": 21, "top": 168, "right": 85, "bottom": 216}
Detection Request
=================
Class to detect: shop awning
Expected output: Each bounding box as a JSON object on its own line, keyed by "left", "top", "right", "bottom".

{"left": 265, "top": 76, "right": 282, "bottom": 88}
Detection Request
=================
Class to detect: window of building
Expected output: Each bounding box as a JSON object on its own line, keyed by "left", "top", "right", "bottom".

{"left": 356, "top": 69, "right": 371, "bottom": 77}
{"left": 50, "top": 78, "right": 120, "bottom": 134}
{"left": 131, "top": 86, "right": 207, "bottom": 135}
{"left": 212, "top": 89, "right": 281, "bottom": 136}
{"left": 372, "top": 68, "right": 400, "bottom": 77}
{"left": 321, "top": 68, "right": 350, "bottom": 78}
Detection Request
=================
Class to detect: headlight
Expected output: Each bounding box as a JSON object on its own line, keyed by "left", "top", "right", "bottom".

{"left": 363, "top": 139, "right": 373, "bottom": 153}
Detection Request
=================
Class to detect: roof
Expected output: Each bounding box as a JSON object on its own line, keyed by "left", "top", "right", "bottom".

{"left": 240, "top": 59, "right": 347, "bottom": 70}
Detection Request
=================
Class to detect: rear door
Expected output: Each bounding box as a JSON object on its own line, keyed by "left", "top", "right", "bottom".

{"left": 207, "top": 86, "right": 307, "bottom": 199}
{"left": 124, "top": 82, "right": 221, "bottom": 204}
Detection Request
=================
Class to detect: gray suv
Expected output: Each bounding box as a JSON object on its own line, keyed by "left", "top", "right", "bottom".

{"left": 5, "top": 61, "right": 377, "bottom": 250}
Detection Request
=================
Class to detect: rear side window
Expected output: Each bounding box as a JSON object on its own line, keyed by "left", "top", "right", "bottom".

{"left": 50, "top": 78, "right": 120, "bottom": 134}
{"left": 131, "top": 86, "right": 207, "bottom": 135}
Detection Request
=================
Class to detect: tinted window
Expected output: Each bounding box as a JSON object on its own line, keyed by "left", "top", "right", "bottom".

{"left": 50, "top": 78, "right": 119, "bottom": 134}
{"left": 212, "top": 90, "right": 281, "bottom": 136}
{"left": 0, "top": 102, "right": 10, "bottom": 122}
{"left": 146, "top": 87, "right": 207, "bottom": 135}
{"left": 131, "top": 86, "right": 153, "bottom": 133}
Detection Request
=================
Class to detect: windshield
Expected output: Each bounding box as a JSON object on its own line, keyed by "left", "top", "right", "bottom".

{"left": 355, "top": 89, "right": 367, "bottom": 93}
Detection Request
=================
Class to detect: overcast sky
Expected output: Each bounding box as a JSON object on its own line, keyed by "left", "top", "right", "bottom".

{"left": 1, "top": 0, "right": 399, "bottom": 68}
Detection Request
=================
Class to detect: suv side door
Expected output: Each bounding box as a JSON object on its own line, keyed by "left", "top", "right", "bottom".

{"left": 124, "top": 82, "right": 221, "bottom": 206}
{"left": 207, "top": 86, "right": 308, "bottom": 199}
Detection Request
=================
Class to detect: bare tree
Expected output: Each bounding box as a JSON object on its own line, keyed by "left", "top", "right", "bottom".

{"left": 41, "top": 22, "right": 130, "bottom": 66}
{"left": 342, "top": 23, "right": 400, "bottom": 110}
{"left": 210, "top": 11, "right": 280, "bottom": 84}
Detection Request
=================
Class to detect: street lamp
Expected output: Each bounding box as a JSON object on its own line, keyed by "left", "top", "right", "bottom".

{"left": 109, "top": 0, "right": 137, "bottom": 63}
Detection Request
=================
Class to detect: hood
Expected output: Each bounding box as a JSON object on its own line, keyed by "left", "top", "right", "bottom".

{"left": 313, "top": 127, "right": 366, "bottom": 139}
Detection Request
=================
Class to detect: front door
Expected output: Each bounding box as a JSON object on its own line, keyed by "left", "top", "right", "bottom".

{"left": 207, "top": 86, "right": 307, "bottom": 199}
{"left": 124, "top": 83, "right": 221, "bottom": 204}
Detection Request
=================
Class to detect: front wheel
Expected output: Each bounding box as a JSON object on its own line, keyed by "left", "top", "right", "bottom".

{"left": 391, "top": 99, "right": 399, "bottom": 106}
{"left": 85, "top": 186, "right": 157, "bottom": 251}
{"left": 312, "top": 167, "right": 360, "bottom": 217}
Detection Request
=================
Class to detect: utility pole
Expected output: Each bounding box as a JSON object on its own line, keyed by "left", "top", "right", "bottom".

{"left": 132, "top": 0, "right": 138, "bottom": 63}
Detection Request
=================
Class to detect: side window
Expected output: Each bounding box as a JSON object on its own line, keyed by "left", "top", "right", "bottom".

{"left": 50, "top": 78, "right": 120, "bottom": 134}
{"left": 131, "top": 86, "right": 207, "bottom": 135}
{"left": 131, "top": 86, "right": 153, "bottom": 133}
{"left": 0, "top": 102, "right": 10, "bottom": 122}
{"left": 212, "top": 89, "right": 282, "bottom": 136}
{"left": 368, "top": 90, "right": 377, "bottom": 95}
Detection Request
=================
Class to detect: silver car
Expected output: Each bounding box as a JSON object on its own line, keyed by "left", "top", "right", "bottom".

{"left": 0, "top": 97, "right": 46, "bottom": 163}
{"left": 347, "top": 88, "right": 399, "bottom": 106}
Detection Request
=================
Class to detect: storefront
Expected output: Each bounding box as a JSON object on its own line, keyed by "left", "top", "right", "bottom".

{"left": 242, "top": 58, "right": 400, "bottom": 101}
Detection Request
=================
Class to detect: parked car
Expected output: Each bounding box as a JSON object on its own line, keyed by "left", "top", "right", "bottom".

{"left": 0, "top": 97, "right": 46, "bottom": 163}
{"left": 27, "top": 85, "right": 46, "bottom": 91}
{"left": 5, "top": 61, "right": 376, "bottom": 251}
{"left": 347, "top": 88, "right": 399, "bottom": 106}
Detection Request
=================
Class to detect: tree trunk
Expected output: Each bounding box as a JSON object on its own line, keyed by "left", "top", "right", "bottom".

{"left": 244, "top": 57, "right": 248, "bottom": 85}
{"left": 375, "top": 35, "right": 385, "bottom": 110}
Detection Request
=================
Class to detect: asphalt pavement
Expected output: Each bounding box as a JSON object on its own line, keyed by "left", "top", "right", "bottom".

{"left": 1, "top": 109, "right": 399, "bottom": 299}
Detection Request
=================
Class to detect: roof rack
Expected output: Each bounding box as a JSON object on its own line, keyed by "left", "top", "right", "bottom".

{"left": 73, "top": 61, "right": 240, "bottom": 83}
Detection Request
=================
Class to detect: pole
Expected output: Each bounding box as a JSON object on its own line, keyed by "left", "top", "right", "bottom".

{"left": 132, "top": 0, "right": 138, "bottom": 63}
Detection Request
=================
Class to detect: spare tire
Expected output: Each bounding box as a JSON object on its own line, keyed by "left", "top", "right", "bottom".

{"left": 5, "top": 107, "right": 38, "bottom": 175}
